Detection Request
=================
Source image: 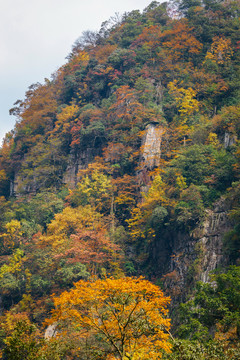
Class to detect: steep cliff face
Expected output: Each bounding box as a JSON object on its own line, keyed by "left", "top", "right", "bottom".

{"left": 63, "top": 147, "right": 99, "bottom": 188}
{"left": 162, "top": 198, "right": 231, "bottom": 301}
{"left": 223, "top": 131, "right": 237, "bottom": 148}
{"left": 137, "top": 125, "right": 233, "bottom": 294}
{"left": 140, "top": 124, "right": 163, "bottom": 170}
{"left": 10, "top": 146, "right": 99, "bottom": 195}
{"left": 134, "top": 124, "right": 232, "bottom": 298}
{"left": 10, "top": 171, "right": 35, "bottom": 196}
{"left": 10, "top": 124, "right": 233, "bottom": 295}
{"left": 192, "top": 199, "right": 231, "bottom": 283}
{"left": 138, "top": 123, "right": 164, "bottom": 187}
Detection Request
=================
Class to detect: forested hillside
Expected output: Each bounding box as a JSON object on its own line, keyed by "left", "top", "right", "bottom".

{"left": 0, "top": 1, "right": 240, "bottom": 358}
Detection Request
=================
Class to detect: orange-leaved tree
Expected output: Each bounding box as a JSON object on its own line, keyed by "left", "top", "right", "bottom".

{"left": 48, "top": 277, "right": 171, "bottom": 360}
{"left": 55, "top": 228, "right": 121, "bottom": 275}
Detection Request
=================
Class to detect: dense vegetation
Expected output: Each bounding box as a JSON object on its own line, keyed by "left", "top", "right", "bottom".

{"left": 0, "top": 0, "right": 240, "bottom": 358}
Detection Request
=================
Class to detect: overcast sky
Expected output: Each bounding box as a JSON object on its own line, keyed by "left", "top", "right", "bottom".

{"left": 0, "top": 0, "right": 153, "bottom": 144}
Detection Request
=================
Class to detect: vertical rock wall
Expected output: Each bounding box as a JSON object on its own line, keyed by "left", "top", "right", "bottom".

{"left": 136, "top": 125, "right": 232, "bottom": 298}
{"left": 162, "top": 198, "right": 231, "bottom": 302}
{"left": 10, "top": 146, "right": 98, "bottom": 195}
{"left": 63, "top": 148, "right": 96, "bottom": 188}
{"left": 138, "top": 123, "right": 164, "bottom": 187}
{"left": 140, "top": 124, "right": 163, "bottom": 170}
{"left": 224, "top": 132, "right": 237, "bottom": 148}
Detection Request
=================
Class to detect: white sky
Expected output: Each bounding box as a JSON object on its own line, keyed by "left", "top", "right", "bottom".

{"left": 0, "top": 0, "right": 153, "bottom": 144}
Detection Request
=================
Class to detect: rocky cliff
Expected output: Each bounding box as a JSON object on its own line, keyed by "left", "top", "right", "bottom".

{"left": 161, "top": 198, "right": 231, "bottom": 302}
{"left": 138, "top": 123, "right": 164, "bottom": 188}
{"left": 10, "top": 146, "right": 99, "bottom": 195}
{"left": 63, "top": 147, "right": 99, "bottom": 188}
{"left": 10, "top": 124, "right": 233, "bottom": 297}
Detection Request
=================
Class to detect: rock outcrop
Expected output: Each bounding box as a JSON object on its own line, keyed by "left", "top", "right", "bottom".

{"left": 10, "top": 146, "right": 98, "bottom": 196}
{"left": 224, "top": 131, "right": 237, "bottom": 148}
{"left": 140, "top": 123, "right": 163, "bottom": 170}
{"left": 138, "top": 123, "right": 164, "bottom": 187}
{"left": 162, "top": 198, "right": 231, "bottom": 301}
{"left": 44, "top": 324, "right": 57, "bottom": 339}
{"left": 63, "top": 147, "right": 97, "bottom": 188}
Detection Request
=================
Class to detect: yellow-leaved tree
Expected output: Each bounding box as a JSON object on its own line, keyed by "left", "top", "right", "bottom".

{"left": 0, "top": 220, "right": 23, "bottom": 251}
{"left": 48, "top": 277, "right": 171, "bottom": 360}
{"left": 205, "top": 36, "right": 233, "bottom": 65}
{"left": 128, "top": 175, "right": 175, "bottom": 240}
{"left": 168, "top": 80, "right": 200, "bottom": 121}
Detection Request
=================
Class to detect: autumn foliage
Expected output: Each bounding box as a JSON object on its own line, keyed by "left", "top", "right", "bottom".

{"left": 0, "top": 0, "right": 240, "bottom": 358}
{"left": 49, "top": 277, "right": 171, "bottom": 359}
